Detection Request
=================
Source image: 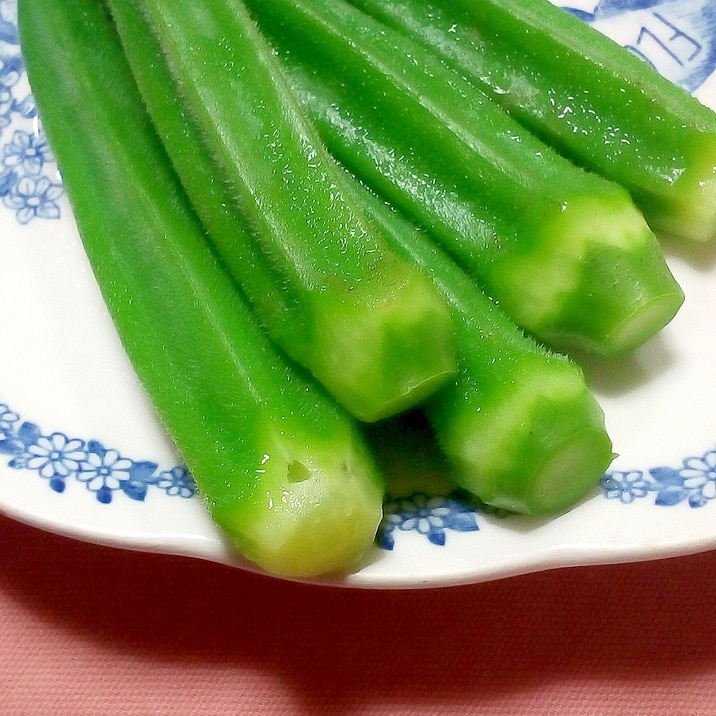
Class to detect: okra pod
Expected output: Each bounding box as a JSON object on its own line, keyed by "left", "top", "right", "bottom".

{"left": 245, "top": 0, "right": 684, "bottom": 357}
{"left": 355, "top": 185, "right": 614, "bottom": 515}
{"left": 347, "top": 0, "right": 716, "bottom": 243}
{"left": 120, "top": 0, "right": 456, "bottom": 423}
{"left": 19, "top": 0, "right": 385, "bottom": 578}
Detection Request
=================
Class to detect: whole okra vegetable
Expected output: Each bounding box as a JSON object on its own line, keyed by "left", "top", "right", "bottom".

{"left": 355, "top": 185, "right": 614, "bottom": 515}
{"left": 118, "top": 0, "right": 456, "bottom": 424}
{"left": 244, "top": 0, "right": 684, "bottom": 358}
{"left": 347, "top": 0, "right": 716, "bottom": 243}
{"left": 19, "top": 0, "right": 385, "bottom": 578}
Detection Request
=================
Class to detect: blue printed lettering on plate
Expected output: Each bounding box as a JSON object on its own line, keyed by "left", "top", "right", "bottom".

{"left": 559, "top": 0, "right": 716, "bottom": 91}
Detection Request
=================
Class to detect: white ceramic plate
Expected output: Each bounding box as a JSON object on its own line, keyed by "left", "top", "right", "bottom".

{"left": 2, "top": 0, "right": 716, "bottom": 588}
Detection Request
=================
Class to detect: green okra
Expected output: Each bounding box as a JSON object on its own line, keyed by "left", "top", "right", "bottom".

{"left": 19, "top": 0, "right": 385, "bottom": 578}
{"left": 355, "top": 184, "right": 614, "bottom": 515}
{"left": 347, "top": 0, "right": 716, "bottom": 243}
{"left": 116, "top": 0, "right": 456, "bottom": 423}
{"left": 245, "top": 0, "right": 684, "bottom": 358}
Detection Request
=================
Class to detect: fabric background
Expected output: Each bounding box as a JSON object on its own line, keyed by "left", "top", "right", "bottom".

{"left": 1, "top": 512, "right": 715, "bottom": 715}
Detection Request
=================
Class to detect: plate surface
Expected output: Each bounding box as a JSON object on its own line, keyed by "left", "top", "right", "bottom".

{"left": 2, "top": 0, "right": 716, "bottom": 588}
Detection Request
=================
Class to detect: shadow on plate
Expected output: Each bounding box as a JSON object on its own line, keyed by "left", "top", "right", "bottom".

{"left": 573, "top": 333, "right": 677, "bottom": 397}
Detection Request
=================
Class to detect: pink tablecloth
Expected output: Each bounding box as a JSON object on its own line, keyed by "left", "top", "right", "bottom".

{"left": 1, "top": 513, "right": 715, "bottom": 715}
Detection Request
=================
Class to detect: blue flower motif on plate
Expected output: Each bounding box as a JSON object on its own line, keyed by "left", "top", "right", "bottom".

{"left": 0, "top": 0, "right": 64, "bottom": 224}
{"left": 25, "top": 432, "right": 86, "bottom": 481}
{"left": 601, "top": 447, "right": 716, "bottom": 508}
{"left": 3, "top": 127, "right": 52, "bottom": 174}
{"left": 378, "top": 492, "right": 480, "bottom": 550}
{"left": 0, "top": 401, "right": 197, "bottom": 503}
{"left": 4, "top": 171, "right": 62, "bottom": 223}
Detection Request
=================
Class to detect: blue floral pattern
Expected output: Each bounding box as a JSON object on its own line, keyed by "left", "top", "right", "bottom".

{"left": 0, "top": 0, "right": 64, "bottom": 224}
{"left": 378, "top": 493, "right": 480, "bottom": 550}
{"left": 0, "top": 401, "right": 197, "bottom": 503}
{"left": 601, "top": 448, "right": 716, "bottom": 508}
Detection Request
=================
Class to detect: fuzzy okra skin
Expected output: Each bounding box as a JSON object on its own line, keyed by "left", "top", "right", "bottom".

{"left": 18, "top": 0, "right": 385, "bottom": 578}
{"left": 245, "top": 0, "right": 684, "bottom": 358}
{"left": 355, "top": 186, "right": 614, "bottom": 515}
{"left": 121, "top": 0, "right": 456, "bottom": 423}
{"left": 347, "top": 0, "right": 716, "bottom": 244}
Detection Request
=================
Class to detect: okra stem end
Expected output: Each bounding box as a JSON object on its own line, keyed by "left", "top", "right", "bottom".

{"left": 211, "top": 422, "right": 385, "bottom": 578}
{"left": 492, "top": 191, "right": 683, "bottom": 356}
{"left": 431, "top": 366, "right": 614, "bottom": 516}
{"left": 542, "top": 229, "right": 685, "bottom": 358}
{"left": 308, "top": 273, "right": 457, "bottom": 422}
